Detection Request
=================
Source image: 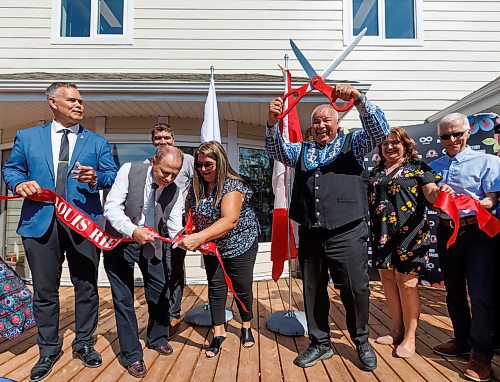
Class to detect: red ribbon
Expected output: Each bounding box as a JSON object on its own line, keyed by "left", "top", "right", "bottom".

{"left": 1, "top": 190, "right": 248, "bottom": 312}
{"left": 433, "top": 191, "right": 500, "bottom": 248}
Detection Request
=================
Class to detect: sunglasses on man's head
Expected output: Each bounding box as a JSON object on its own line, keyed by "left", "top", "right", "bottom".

{"left": 194, "top": 161, "right": 215, "bottom": 170}
{"left": 439, "top": 131, "right": 468, "bottom": 141}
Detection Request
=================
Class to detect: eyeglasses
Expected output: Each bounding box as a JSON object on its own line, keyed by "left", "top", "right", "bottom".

{"left": 194, "top": 161, "right": 215, "bottom": 170}
{"left": 439, "top": 131, "right": 468, "bottom": 141}
{"left": 381, "top": 140, "right": 401, "bottom": 147}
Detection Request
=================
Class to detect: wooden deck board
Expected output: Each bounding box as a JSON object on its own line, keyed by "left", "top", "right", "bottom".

{"left": 0, "top": 281, "right": 498, "bottom": 382}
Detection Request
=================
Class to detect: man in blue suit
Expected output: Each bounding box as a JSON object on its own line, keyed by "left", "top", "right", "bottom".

{"left": 2, "top": 82, "right": 117, "bottom": 382}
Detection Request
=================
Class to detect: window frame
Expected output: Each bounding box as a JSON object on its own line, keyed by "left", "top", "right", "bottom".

{"left": 237, "top": 143, "right": 273, "bottom": 250}
{"left": 51, "top": 0, "right": 134, "bottom": 45}
{"left": 342, "top": 0, "right": 423, "bottom": 46}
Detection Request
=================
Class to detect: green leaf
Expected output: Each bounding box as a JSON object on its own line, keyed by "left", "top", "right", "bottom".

{"left": 481, "top": 138, "right": 497, "bottom": 145}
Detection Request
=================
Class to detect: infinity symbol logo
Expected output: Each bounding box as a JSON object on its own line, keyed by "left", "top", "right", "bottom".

{"left": 419, "top": 136, "right": 433, "bottom": 144}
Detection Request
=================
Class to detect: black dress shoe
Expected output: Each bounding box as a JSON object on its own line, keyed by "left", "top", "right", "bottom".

{"left": 146, "top": 342, "right": 173, "bottom": 356}
{"left": 30, "top": 351, "right": 62, "bottom": 382}
{"left": 72, "top": 345, "right": 102, "bottom": 368}
{"left": 293, "top": 344, "right": 333, "bottom": 368}
{"left": 356, "top": 341, "right": 377, "bottom": 371}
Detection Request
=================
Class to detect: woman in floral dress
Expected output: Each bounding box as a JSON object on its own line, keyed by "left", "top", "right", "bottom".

{"left": 178, "top": 141, "right": 259, "bottom": 359}
{"left": 368, "top": 127, "right": 453, "bottom": 358}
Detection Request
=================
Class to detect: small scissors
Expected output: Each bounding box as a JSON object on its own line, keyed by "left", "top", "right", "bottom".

{"left": 277, "top": 28, "right": 367, "bottom": 119}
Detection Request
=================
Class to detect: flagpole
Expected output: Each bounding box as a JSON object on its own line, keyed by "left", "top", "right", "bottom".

{"left": 185, "top": 66, "right": 233, "bottom": 327}
{"left": 266, "top": 54, "right": 307, "bottom": 337}
{"left": 284, "top": 53, "right": 294, "bottom": 315}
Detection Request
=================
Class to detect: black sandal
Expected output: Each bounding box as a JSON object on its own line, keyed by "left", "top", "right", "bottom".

{"left": 241, "top": 328, "right": 255, "bottom": 348}
{"left": 205, "top": 336, "right": 226, "bottom": 359}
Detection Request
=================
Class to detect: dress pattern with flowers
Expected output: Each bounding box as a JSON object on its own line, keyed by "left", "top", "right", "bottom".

{"left": 368, "top": 160, "right": 441, "bottom": 276}
{"left": 188, "top": 178, "right": 259, "bottom": 258}
{"left": 0, "top": 258, "right": 35, "bottom": 340}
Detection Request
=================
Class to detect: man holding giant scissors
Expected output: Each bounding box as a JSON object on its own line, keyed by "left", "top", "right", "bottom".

{"left": 267, "top": 86, "right": 389, "bottom": 370}
{"left": 265, "top": 32, "right": 389, "bottom": 370}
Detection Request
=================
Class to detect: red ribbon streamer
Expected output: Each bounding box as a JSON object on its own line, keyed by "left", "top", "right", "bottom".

{"left": 433, "top": 191, "right": 500, "bottom": 248}
{"left": 0, "top": 190, "right": 248, "bottom": 312}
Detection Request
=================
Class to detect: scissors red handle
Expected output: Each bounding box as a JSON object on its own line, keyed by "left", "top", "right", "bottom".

{"left": 276, "top": 82, "right": 312, "bottom": 119}
{"left": 310, "top": 76, "right": 355, "bottom": 113}
{"left": 277, "top": 76, "right": 355, "bottom": 119}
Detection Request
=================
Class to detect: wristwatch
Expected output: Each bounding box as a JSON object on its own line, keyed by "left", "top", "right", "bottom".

{"left": 353, "top": 93, "right": 366, "bottom": 106}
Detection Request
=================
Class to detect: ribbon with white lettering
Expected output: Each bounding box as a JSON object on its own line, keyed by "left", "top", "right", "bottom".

{"left": 1, "top": 189, "right": 249, "bottom": 312}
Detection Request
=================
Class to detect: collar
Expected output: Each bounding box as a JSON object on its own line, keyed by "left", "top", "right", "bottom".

{"left": 311, "top": 135, "right": 341, "bottom": 150}
{"left": 51, "top": 119, "right": 79, "bottom": 134}
{"left": 445, "top": 146, "right": 471, "bottom": 163}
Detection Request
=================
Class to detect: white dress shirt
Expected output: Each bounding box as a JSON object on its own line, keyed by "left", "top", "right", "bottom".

{"left": 51, "top": 120, "right": 79, "bottom": 182}
{"left": 104, "top": 162, "right": 184, "bottom": 239}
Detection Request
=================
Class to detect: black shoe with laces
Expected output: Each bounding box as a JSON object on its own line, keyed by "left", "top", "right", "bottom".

{"left": 356, "top": 341, "right": 377, "bottom": 371}
{"left": 72, "top": 345, "right": 102, "bottom": 368}
{"left": 293, "top": 344, "right": 334, "bottom": 368}
{"left": 30, "top": 351, "right": 62, "bottom": 382}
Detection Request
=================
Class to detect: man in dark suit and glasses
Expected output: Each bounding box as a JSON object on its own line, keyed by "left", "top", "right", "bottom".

{"left": 2, "top": 82, "right": 117, "bottom": 382}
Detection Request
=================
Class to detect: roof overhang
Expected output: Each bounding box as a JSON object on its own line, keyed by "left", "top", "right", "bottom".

{"left": 426, "top": 77, "right": 500, "bottom": 123}
{"left": 0, "top": 72, "right": 371, "bottom": 132}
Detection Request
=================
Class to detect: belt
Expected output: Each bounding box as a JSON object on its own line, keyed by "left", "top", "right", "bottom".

{"left": 439, "top": 215, "right": 478, "bottom": 229}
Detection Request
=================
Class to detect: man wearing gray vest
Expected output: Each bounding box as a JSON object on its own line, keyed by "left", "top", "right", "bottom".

{"left": 147, "top": 123, "right": 194, "bottom": 336}
{"left": 103, "top": 145, "right": 184, "bottom": 378}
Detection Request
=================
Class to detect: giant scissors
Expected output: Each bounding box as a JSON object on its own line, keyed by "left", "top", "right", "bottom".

{"left": 277, "top": 28, "right": 367, "bottom": 119}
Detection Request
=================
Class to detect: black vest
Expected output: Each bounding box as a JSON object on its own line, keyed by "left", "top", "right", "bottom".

{"left": 289, "top": 133, "right": 369, "bottom": 230}
{"left": 105, "top": 163, "right": 180, "bottom": 239}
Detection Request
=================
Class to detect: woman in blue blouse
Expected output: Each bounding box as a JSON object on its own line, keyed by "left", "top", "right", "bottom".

{"left": 178, "top": 141, "right": 259, "bottom": 359}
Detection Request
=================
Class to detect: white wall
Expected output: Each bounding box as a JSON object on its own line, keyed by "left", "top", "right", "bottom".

{"left": 0, "top": 0, "right": 499, "bottom": 125}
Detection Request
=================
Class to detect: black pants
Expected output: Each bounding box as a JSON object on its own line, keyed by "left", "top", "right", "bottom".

{"left": 437, "top": 223, "right": 496, "bottom": 359}
{"left": 104, "top": 242, "right": 170, "bottom": 366}
{"left": 166, "top": 246, "right": 186, "bottom": 319}
{"left": 299, "top": 219, "right": 370, "bottom": 346}
{"left": 203, "top": 239, "right": 258, "bottom": 326}
{"left": 495, "top": 235, "right": 500, "bottom": 350}
{"left": 23, "top": 217, "right": 99, "bottom": 357}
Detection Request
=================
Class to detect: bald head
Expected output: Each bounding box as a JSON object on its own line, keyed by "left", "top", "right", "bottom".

{"left": 151, "top": 146, "right": 184, "bottom": 187}
{"left": 154, "top": 145, "right": 183, "bottom": 167}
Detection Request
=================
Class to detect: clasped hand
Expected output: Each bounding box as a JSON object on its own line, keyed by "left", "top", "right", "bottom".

{"left": 176, "top": 233, "right": 205, "bottom": 252}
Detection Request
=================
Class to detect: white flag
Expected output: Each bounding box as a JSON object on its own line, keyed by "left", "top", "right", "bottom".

{"left": 200, "top": 70, "right": 221, "bottom": 143}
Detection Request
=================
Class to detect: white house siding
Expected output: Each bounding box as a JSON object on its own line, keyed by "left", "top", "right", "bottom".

{"left": 1, "top": 0, "right": 499, "bottom": 127}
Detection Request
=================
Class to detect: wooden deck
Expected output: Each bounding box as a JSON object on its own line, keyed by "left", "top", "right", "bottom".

{"left": 0, "top": 280, "right": 498, "bottom": 382}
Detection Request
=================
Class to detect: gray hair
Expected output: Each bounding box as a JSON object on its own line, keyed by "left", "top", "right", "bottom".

{"left": 437, "top": 112, "right": 470, "bottom": 134}
{"left": 45, "top": 82, "right": 78, "bottom": 99}
{"left": 310, "top": 104, "right": 339, "bottom": 125}
{"left": 153, "top": 144, "right": 184, "bottom": 167}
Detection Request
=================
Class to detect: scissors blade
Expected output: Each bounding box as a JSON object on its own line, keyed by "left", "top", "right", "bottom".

{"left": 290, "top": 39, "right": 318, "bottom": 80}
{"left": 320, "top": 27, "right": 367, "bottom": 80}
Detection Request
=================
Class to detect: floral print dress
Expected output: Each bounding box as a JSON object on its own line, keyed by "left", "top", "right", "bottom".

{"left": 188, "top": 178, "right": 259, "bottom": 258}
{"left": 368, "top": 160, "right": 441, "bottom": 276}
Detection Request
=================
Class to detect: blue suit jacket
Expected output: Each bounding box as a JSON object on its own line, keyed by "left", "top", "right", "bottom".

{"left": 2, "top": 123, "right": 117, "bottom": 238}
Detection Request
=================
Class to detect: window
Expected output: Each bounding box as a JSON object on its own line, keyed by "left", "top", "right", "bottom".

{"left": 344, "top": 0, "right": 422, "bottom": 45}
{"left": 51, "top": 0, "right": 133, "bottom": 44}
{"left": 238, "top": 147, "right": 274, "bottom": 242}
